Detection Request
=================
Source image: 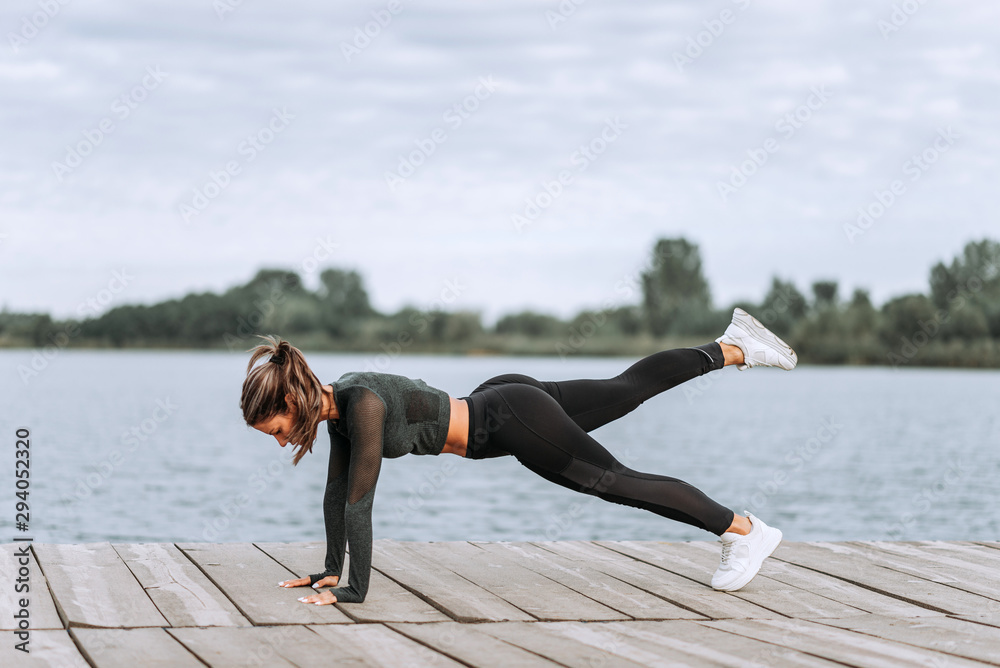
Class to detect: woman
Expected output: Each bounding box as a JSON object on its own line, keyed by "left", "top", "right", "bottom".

{"left": 242, "top": 307, "right": 797, "bottom": 605}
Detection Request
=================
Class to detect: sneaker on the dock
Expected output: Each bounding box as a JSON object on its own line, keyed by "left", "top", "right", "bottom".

{"left": 715, "top": 307, "right": 797, "bottom": 371}
{"left": 711, "top": 511, "right": 782, "bottom": 591}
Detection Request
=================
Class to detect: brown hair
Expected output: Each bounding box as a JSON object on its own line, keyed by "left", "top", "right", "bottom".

{"left": 240, "top": 335, "right": 329, "bottom": 465}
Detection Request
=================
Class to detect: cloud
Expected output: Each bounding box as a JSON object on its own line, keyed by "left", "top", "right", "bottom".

{"left": 1, "top": 0, "right": 997, "bottom": 321}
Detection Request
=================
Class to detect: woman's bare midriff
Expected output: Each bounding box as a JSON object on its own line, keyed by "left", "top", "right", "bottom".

{"left": 440, "top": 396, "right": 469, "bottom": 457}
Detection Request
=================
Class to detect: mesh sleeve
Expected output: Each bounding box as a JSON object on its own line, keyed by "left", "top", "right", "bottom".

{"left": 308, "top": 425, "right": 351, "bottom": 586}
{"left": 325, "top": 388, "right": 385, "bottom": 603}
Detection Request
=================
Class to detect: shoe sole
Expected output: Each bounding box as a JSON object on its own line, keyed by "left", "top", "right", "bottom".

{"left": 732, "top": 308, "right": 798, "bottom": 368}
{"left": 713, "top": 526, "right": 783, "bottom": 592}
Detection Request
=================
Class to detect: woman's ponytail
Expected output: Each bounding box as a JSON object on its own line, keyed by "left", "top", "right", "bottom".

{"left": 241, "top": 335, "right": 327, "bottom": 465}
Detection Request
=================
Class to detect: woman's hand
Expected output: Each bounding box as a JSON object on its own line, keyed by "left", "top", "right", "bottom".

{"left": 297, "top": 590, "right": 337, "bottom": 605}
{"left": 277, "top": 575, "right": 339, "bottom": 588}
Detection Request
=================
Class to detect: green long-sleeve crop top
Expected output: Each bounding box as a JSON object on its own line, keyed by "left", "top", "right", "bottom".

{"left": 307, "top": 371, "right": 451, "bottom": 603}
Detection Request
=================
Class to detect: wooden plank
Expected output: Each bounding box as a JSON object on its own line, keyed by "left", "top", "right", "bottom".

{"left": 769, "top": 541, "right": 997, "bottom": 614}
{"left": 952, "top": 613, "right": 1000, "bottom": 630}
{"left": 169, "top": 625, "right": 372, "bottom": 667}
{"left": 703, "top": 618, "right": 993, "bottom": 668}
{"left": 671, "top": 541, "right": 944, "bottom": 618}
{"left": 71, "top": 627, "right": 205, "bottom": 668}
{"left": 608, "top": 620, "right": 844, "bottom": 667}
{"left": 845, "top": 541, "right": 1000, "bottom": 600}
{"left": 815, "top": 613, "right": 1000, "bottom": 666}
{"left": 909, "top": 541, "right": 1000, "bottom": 570}
{"left": 371, "top": 540, "right": 536, "bottom": 622}
{"left": 510, "top": 620, "right": 841, "bottom": 668}
{"left": 477, "top": 621, "right": 652, "bottom": 668}
{"left": 308, "top": 623, "right": 468, "bottom": 668}
{"left": 175, "top": 543, "right": 352, "bottom": 625}
{"left": 474, "top": 541, "right": 704, "bottom": 620}
{"left": 32, "top": 542, "right": 168, "bottom": 628}
{"left": 403, "top": 540, "right": 630, "bottom": 622}
{"left": 0, "top": 629, "right": 90, "bottom": 667}
{"left": 256, "top": 540, "right": 449, "bottom": 624}
{"left": 0, "top": 543, "right": 63, "bottom": 629}
{"left": 385, "top": 621, "right": 566, "bottom": 667}
{"left": 515, "top": 620, "right": 723, "bottom": 668}
{"left": 534, "top": 540, "right": 784, "bottom": 620}
{"left": 113, "top": 543, "right": 251, "bottom": 627}
{"left": 652, "top": 541, "right": 868, "bottom": 619}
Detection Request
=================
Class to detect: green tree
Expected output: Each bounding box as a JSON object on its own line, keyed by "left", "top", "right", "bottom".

{"left": 929, "top": 238, "right": 1000, "bottom": 337}
{"left": 495, "top": 311, "right": 565, "bottom": 337}
{"left": 812, "top": 280, "right": 839, "bottom": 309}
{"left": 879, "top": 293, "right": 937, "bottom": 352}
{"left": 756, "top": 277, "right": 807, "bottom": 335}
{"left": 641, "top": 238, "right": 713, "bottom": 336}
{"left": 317, "top": 268, "right": 375, "bottom": 337}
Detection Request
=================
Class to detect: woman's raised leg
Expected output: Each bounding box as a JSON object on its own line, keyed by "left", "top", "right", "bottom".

{"left": 483, "top": 381, "right": 736, "bottom": 535}
{"left": 471, "top": 343, "right": 726, "bottom": 433}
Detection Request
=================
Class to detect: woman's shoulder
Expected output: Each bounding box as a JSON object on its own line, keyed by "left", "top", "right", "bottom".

{"left": 329, "top": 372, "right": 399, "bottom": 411}
{"left": 332, "top": 370, "right": 430, "bottom": 391}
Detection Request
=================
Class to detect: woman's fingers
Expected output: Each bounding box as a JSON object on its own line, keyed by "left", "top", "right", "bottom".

{"left": 277, "top": 577, "right": 311, "bottom": 588}
{"left": 277, "top": 575, "right": 339, "bottom": 588}
{"left": 311, "top": 575, "right": 339, "bottom": 588}
{"left": 297, "top": 590, "right": 337, "bottom": 605}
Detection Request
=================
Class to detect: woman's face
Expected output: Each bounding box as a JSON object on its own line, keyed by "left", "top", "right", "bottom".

{"left": 253, "top": 405, "right": 297, "bottom": 447}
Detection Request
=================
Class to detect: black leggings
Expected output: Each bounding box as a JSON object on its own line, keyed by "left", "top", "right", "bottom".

{"left": 461, "top": 342, "right": 735, "bottom": 536}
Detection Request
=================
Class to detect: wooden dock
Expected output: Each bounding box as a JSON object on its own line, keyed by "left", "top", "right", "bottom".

{"left": 5, "top": 539, "right": 1000, "bottom": 667}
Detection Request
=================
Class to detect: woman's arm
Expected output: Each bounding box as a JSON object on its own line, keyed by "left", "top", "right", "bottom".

{"left": 308, "top": 426, "right": 351, "bottom": 586}
{"left": 322, "top": 387, "right": 385, "bottom": 603}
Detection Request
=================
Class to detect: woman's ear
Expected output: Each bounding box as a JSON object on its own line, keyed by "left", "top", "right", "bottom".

{"left": 284, "top": 393, "right": 297, "bottom": 412}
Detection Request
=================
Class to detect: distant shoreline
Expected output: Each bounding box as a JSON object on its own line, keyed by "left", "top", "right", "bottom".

{"left": 2, "top": 336, "right": 999, "bottom": 369}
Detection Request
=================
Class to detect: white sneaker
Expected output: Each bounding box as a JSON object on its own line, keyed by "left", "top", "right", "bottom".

{"left": 711, "top": 511, "right": 783, "bottom": 591}
{"left": 715, "top": 307, "right": 797, "bottom": 370}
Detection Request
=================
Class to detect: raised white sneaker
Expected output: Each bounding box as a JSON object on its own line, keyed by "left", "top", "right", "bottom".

{"left": 715, "top": 307, "right": 797, "bottom": 370}
{"left": 711, "top": 511, "right": 783, "bottom": 592}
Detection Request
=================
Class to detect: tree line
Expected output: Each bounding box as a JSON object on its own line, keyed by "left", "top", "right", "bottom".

{"left": 2, "top": 237, "right": 999, "bottom": 368}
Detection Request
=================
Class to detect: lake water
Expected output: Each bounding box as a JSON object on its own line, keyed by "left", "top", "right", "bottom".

{"left": 3, "top": 350, "right": 998, "bottom": 547}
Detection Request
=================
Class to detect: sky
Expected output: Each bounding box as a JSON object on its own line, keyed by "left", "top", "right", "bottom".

{"left": 1, "top": 0, "right": 997, "bottom": 326}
